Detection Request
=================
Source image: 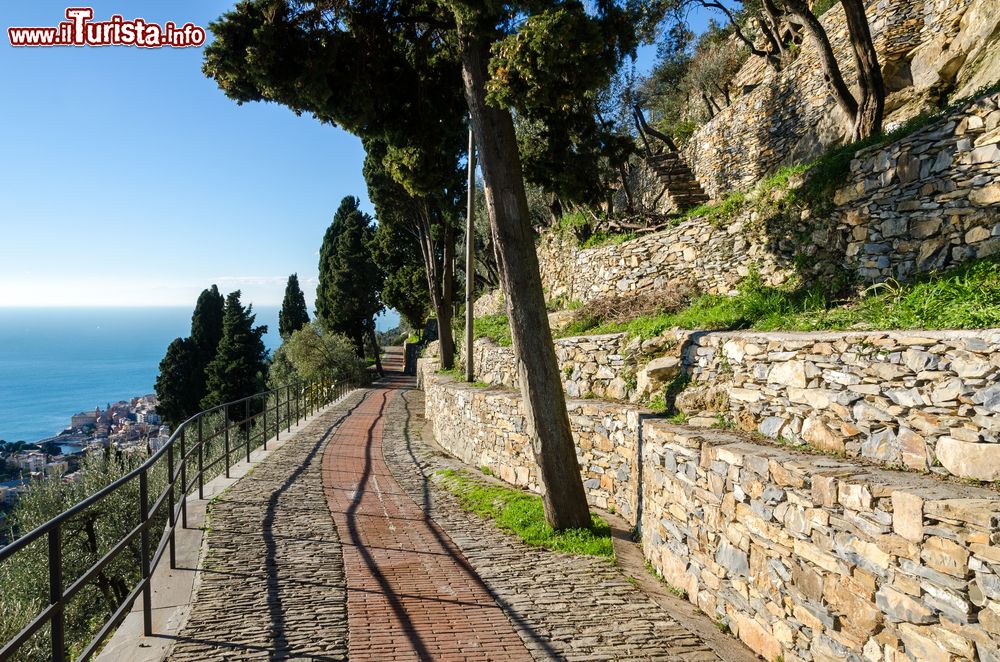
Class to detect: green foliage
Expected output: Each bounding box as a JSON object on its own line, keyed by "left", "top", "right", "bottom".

{"left": 473, "top": 314, "right": 514, "bottom": 347}
{"left": 436, "top": 469, "right": 614, "bottom": 558}
{"left": 278, "top": 274, "right": 310, "bottom": 338}
{"left": 1, "top": 449, "right": 166, "bottom": 660}
{"left": 487, "top": 4, "right": 639, "bottom": 207}
{"left": 581, "top": 231, "right": 638, "bottom": 249}
{"left": 563, "top": 256, "right": 1000, "bottom": 340}
{"left": 154, "top": 337, "right": 200, "bottom": 428}
{"left": 202, "top": 291, "right": 268, "bottom": 415}
{"left": 812, "top": 0, "right": 841, "bottom": 16}
{"left": 316, "top": 196, "right": 385, "bottom": 356}
{"left": 189, "top": 284, "right": 225, "bottom": 403}
{"left": 268, "top": 322, "right": 367, "bottom": 390}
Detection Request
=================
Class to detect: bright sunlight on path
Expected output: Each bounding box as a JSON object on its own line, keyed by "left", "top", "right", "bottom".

{"left": 321, "top": 350, "right": 531, "bottom": 661}
{"left": 167, "top": 347, "right": 744, "bottom": 661}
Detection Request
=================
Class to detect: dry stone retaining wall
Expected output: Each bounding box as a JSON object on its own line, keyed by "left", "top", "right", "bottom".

{"left": 466, "top": 327, "right": 1000, "bottom": 484}
{"left": 527, "top": 91, "right": 1000, "bottom": 306}
{"left": 419, "top": 361, "right": 640, "bottom": 520}
{"left": 642, "top": 422, "right": 1000, "bottom": 662}
{"left": 420, "top": 357, "right": 1000, "bottom": 661}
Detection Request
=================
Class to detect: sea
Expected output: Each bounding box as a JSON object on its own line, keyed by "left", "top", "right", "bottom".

{"left": 0, "top": 307, "right": 399, "bottom": 445}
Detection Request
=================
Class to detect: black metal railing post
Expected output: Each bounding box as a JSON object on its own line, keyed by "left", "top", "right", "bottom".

{"left": 49, "top": 524, "right": 65, "bottom": 662}
{"left": 262, "top": 393, "right": 268, "bottom": 451}
{"left": 224, "top": 404, "right": 231, "bottom": 479}
{"left": 275, "top": 388, "right": 281, "bottom": 442}
{"left": 197, "top": 416, "right": 204, "bottom": 500}
{"left": 286, "top": 385, "right": 291, "bottom": 433}
{"left": 139, "top": 469, "right": 152, "bottom": 636}
{"left": 245, "top": 398, "right": 251, "bottom": 463}
{"left": 296, "top": 384, "right": 301, "bottom": 426}
{"left": 168, "top": 440, "right": 176, "bottom": 570}
{"left": 180, "top": 428, "right": 188, "bottom": 528}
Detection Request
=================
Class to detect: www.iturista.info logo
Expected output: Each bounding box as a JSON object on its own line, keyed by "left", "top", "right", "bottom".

{"left": 8, "top": 7, "right": 206, "bottom": 48}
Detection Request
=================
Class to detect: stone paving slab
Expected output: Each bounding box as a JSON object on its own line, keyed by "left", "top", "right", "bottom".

{"left": 382, "top": 387, "right": 730, "bottom": 662}
{"left": 166, "top": 347, "right": 750, "bottom": 662}
{"left": 167, "top": 393, "right": 366, "bottom": 661}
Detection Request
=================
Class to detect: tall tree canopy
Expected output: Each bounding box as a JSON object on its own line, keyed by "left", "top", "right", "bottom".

{"left": 315, "top": 196, "right": 385, "bottom": 361}
{"left": 201, "top": 0, "right": 645, "bottom": 529}
{"left": 189, "top": 284, "right": 225, "bottom": 405}
{"left": 279, "top": 273, "right": 310, "bottom": 338}
{"left": 154, "top": 337, "right": 200, "bottom": 428}
{"left": 202, "top": 291, "right": 269, "bottom": 416}
{"left": 363, "top": 138, "right": 461, "bottom": 366}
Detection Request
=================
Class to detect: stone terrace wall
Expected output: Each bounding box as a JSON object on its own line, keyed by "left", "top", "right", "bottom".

{"left": 673, "top": 328, "right": 1000, "bottom": 482}
{"left": 836, "top": 93, "right": 1000, "bottom": 282}
{"left": 682, "top": 0, "right": 985, "bottom": 201}
{"left": 471, "top": 334, "right": 634, "bottom": 400}
{"left": 530, "top": 91, "right": 1000, "bottom": 306}
{"left": 420, "top": 360, "right": 641, "bottom": 520}
{"left": 420, "top": 356, "right": 1000, "bottom": 661}
{"left": 537, "top": 214, "right": 794, "bottom": 304}
{"left": 466, "top": 327, "right": 1000, "bottom": 484}
{"left": 642, "top": 422, "right": 1000, "bottom": 662}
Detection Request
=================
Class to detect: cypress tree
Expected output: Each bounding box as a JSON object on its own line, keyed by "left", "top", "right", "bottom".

{"left": 279, "top": 273, "right": 310, "bottom": 338}
{"left": 316, "top": 197, "right": 384, "bottom": 357}
{"left": 154, "top": 337, "right": 200, "bottom": 428}
{"left": 189, "top": 284, "right": 225, "bottom": 404}
{"left": 201, "top": 291, "right": 269, "bottom": 416}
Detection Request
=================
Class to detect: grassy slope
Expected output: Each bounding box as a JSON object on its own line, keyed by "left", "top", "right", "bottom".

{"left": 436, "top": 469, "right": 614, "bottom": 558}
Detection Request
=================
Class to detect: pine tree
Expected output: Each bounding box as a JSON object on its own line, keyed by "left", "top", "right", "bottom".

{"left": 279, "top": 273, "right": 310, "bottom": 338}
{"left": 201, "top": 291, "right": 269, "bottom": 416}
{"left": 189, "top": 284, "right": 225, "bottom": 404}
{"left": 155, "top": 337, "right": 199, "bottom": 428}
{"left": 316, "top": 196, "right": 384, "bottom": 357}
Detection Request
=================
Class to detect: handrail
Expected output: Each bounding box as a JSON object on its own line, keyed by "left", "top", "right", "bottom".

{"left": 0, "top": 377, "right": 353, "bottom": 661}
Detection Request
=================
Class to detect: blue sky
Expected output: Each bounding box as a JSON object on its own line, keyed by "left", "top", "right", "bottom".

{"left": 0, "top": 2, "right": 716, "bottom": 311}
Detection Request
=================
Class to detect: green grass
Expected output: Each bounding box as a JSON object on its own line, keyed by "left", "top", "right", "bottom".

{"left": 562, "top": 257, "right": 1000, "bottom": 340}
{"left": 472, "top": 313, "right": 513, "bottom": 346}
{"left": 436, "top": 469, "right": 614, "bottom": 558}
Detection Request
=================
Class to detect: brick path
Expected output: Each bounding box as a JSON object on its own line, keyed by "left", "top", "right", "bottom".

{"left": 321, "top": 354, "right": 531, "bottom": 661}
{"left": 169, "top": 348, "right": 741, "bottom": 661}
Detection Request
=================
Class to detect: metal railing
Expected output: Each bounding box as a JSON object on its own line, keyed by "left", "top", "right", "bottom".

{"left": 0, "top": 378, "right": 353, "bottom": 661}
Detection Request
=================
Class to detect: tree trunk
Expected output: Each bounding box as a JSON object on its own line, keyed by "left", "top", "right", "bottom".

{"left": 454, "top": 20, "right": 591, "bottom": 531}
{"left": 784, "top": 0, "right": 860, "bottom": 134}
{"left": 842, "top": 0, "right": 885, "bottom": 140}
{"left": 366, "top": 318, "right": 384, "bottom": 376}
{"left": 415, "top": 205, "right": 456, "bottom": 369}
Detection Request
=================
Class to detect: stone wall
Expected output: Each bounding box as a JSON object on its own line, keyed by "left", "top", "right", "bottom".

{"left": 471, "top": 333, "right": 634, "bottom": 400}
{"left": 536, "top": 213, "right": 795, "bottom": 304}
{"left": 420, "top": 356, "right": 1000, "bottom": 661}
{"left": 523, "top": 90, "right": 1000, "bottom": 306}
{"left": 466, "top": 326, "right": 1000, "bottom": 484}
{"left": 420, "top": 360, "right": 641, "bottom": 519}
{"left": 681, "top": 0, "right": 998, "bottom": 202}
{"left": 671, "top": 328, "right": 1000, "bottom": 483}
{"left": 641, "top": 422, "right": 1000, "bottom": 662}
{"left": 835, "top": 94, "right": 1000, "bottom": 282}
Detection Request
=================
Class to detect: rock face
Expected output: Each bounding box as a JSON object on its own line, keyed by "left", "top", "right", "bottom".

{"left": 680, "top": 0, "right": 1000, "bottom": 202}
{"left": 420, "top": 357, "right": 1000, "bottom": 662}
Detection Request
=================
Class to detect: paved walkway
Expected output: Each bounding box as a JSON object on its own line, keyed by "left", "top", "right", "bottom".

{"left": 168, "top": 348, "right": 744, "bottom": 661}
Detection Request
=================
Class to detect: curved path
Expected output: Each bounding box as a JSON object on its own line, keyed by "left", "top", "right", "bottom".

{"left": 168, "top": 348, "right": 741, "bottom": 661}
